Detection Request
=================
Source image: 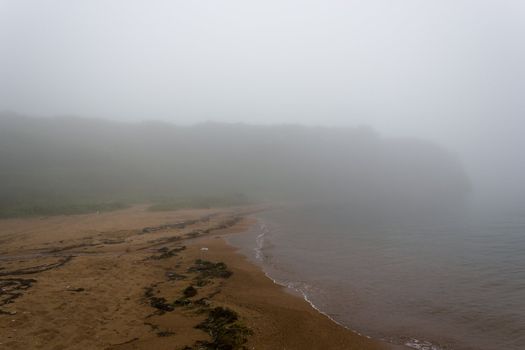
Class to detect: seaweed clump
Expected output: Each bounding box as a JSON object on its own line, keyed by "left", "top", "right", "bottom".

{"left": 172, "top": 285, "right": 198, "bottom": 308}
{"left": 144, "top": 286, "right": 174, "bottom": 312}
{"left": 0, "top": 278, "right": 36, "bottom": 313}
{"left": 157, "top": 330, "right": 175, "bottom": 337}
{"left": 194, "top": 307, "right": 252, "bottom": 350}
{"left": 173, "top": 297, "right": 192, "bottom": 307}
{"left": 0, "top": 256, "right": 73, "bottom": 276}
{"left": 165, "top": 271, "right": 187, "bottom": 281}
{"left": 183, "top": 285, "right": 198, "bottom": 298}
{"left": 188, "top": 259, "right": 232, "bottom": 286}
{"left": 150, "top": 296, "right": 174, "bottom": 312}
{"left": 150, "top": 245, "right": 186, "bottom": 260}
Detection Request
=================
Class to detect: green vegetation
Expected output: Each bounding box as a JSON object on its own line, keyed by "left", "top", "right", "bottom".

{"left": 147, "top": 194, "right": 252, "bottom": 212}
{"left": 0, "top": 193, "right": 248, "bottom": 219}
{"left": 0, "top": 114, "right": 471, "bottom": 220}
{"left": 0, "top": 199, "right": 128, "bottom": 219}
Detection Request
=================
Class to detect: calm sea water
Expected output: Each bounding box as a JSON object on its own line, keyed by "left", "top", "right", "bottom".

{"left": 229, "top": 203, "right": 525, "bottom": 350}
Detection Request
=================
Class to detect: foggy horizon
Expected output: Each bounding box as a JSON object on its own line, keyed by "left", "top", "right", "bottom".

{"left": 2, "top": 0, "right": 525, "bottom": 201}
{"left": 0, "top": 112, "right": 470, "bottom": 219}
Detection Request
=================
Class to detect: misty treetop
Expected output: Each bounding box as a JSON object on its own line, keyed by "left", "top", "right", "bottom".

{"left": 0, "top": 113, "right": 470, "bottom": 217}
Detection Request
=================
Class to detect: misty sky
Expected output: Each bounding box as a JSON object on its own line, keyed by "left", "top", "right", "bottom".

{"left": 1, "top": 1, "right": 524, "bottom": 196}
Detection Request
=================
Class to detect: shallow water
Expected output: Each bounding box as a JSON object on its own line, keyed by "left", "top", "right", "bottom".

{"left": 228, "top": 204, "right": 525, "bottom": 350}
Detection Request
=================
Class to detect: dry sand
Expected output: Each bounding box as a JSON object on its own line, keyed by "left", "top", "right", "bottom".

{"left": 0, "top": 205, "right": 399, "bottom": 349}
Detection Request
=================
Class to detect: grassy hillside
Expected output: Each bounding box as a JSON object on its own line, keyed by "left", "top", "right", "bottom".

{"left": 0, "top": 113, "right": 470, "bottom": 217}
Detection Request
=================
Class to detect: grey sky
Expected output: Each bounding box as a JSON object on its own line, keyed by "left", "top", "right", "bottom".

{"left": 1, "top": 0, "right": 524, "bottom": 196}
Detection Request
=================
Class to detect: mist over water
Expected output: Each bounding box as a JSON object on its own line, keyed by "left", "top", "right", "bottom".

{"left": 230, "top": 203, "right": 525, "bottom": 350}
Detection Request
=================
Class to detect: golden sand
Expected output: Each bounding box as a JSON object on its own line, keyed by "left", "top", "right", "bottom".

{"left": 0, "top": 205, "right": 398, "bottom": 349}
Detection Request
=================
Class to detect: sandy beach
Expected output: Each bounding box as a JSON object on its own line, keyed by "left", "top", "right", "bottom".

{"left": 0, "top": 205, "right": 398, "bottom": 349}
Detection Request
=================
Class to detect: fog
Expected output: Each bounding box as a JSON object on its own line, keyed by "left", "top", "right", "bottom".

{"left": 1, "top": 1, "right": 524, "bottom": 211}
{"left": 0, "top": 113, "right": 469, "bottom": 218}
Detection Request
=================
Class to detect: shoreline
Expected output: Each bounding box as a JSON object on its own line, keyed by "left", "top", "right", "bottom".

{"left": 224, "top": 219, "right": 365, "bottom": 333}
{"left": 225, "top": 215, "right": 436, "bottom": 350}
{"left": 188, "top": 213, "right": 405, "bottom": 349}
{"left": 191, "top": 234, "right": 397, "bottom": 350}
{"left": 0, "top": 205, "right": 400, "bottom": 349}
{"left": 228, "top": 234, "right": 375, "bottom": 337}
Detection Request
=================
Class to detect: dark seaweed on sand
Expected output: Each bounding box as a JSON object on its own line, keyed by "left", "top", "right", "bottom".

{"left": 144, "top": 286, "right": 175, "bottom": 312}
{"left": 0, "top": 278, "right": 36, "bottom": 313}
{"left": 165, "top": 271, "right": 187, "bottom": 281}
{"left": 194, "top": 307, "right": 253, "bottom": 350}
{"left": 0, "top": 256, "right": 73, "bottom": 276}
{"left": 189, "top": 259, "right": 232, "bottom": 281}
{"left": 183, "top": 285, "right": 198, "bottom": 298}
{"left": 150, "top": 245, "right": 186, "bottom": 260}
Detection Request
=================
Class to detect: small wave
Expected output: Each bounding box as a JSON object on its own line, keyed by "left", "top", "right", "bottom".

{"left": 254, "top": 221, "right": 269, "bottom": 261}
{"left": 266, "top": 272, "right": 450, "bottom": 349}
{"left": 260, "top": 270, "right": 374, "bottom": 339}
{"left": 249, "top": 219, "right": 446, "bottom": 349}
{"left": 405, "top": 338, "right": 443, "bottom": 350}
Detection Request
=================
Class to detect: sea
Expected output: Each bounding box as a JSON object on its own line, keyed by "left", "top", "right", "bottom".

{"left": 228, "top": 202, "right": 525, "bottom": 350}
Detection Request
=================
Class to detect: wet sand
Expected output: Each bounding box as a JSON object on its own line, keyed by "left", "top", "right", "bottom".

{"left": 0, "top": 205, "right": 398, "bottom": 349}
